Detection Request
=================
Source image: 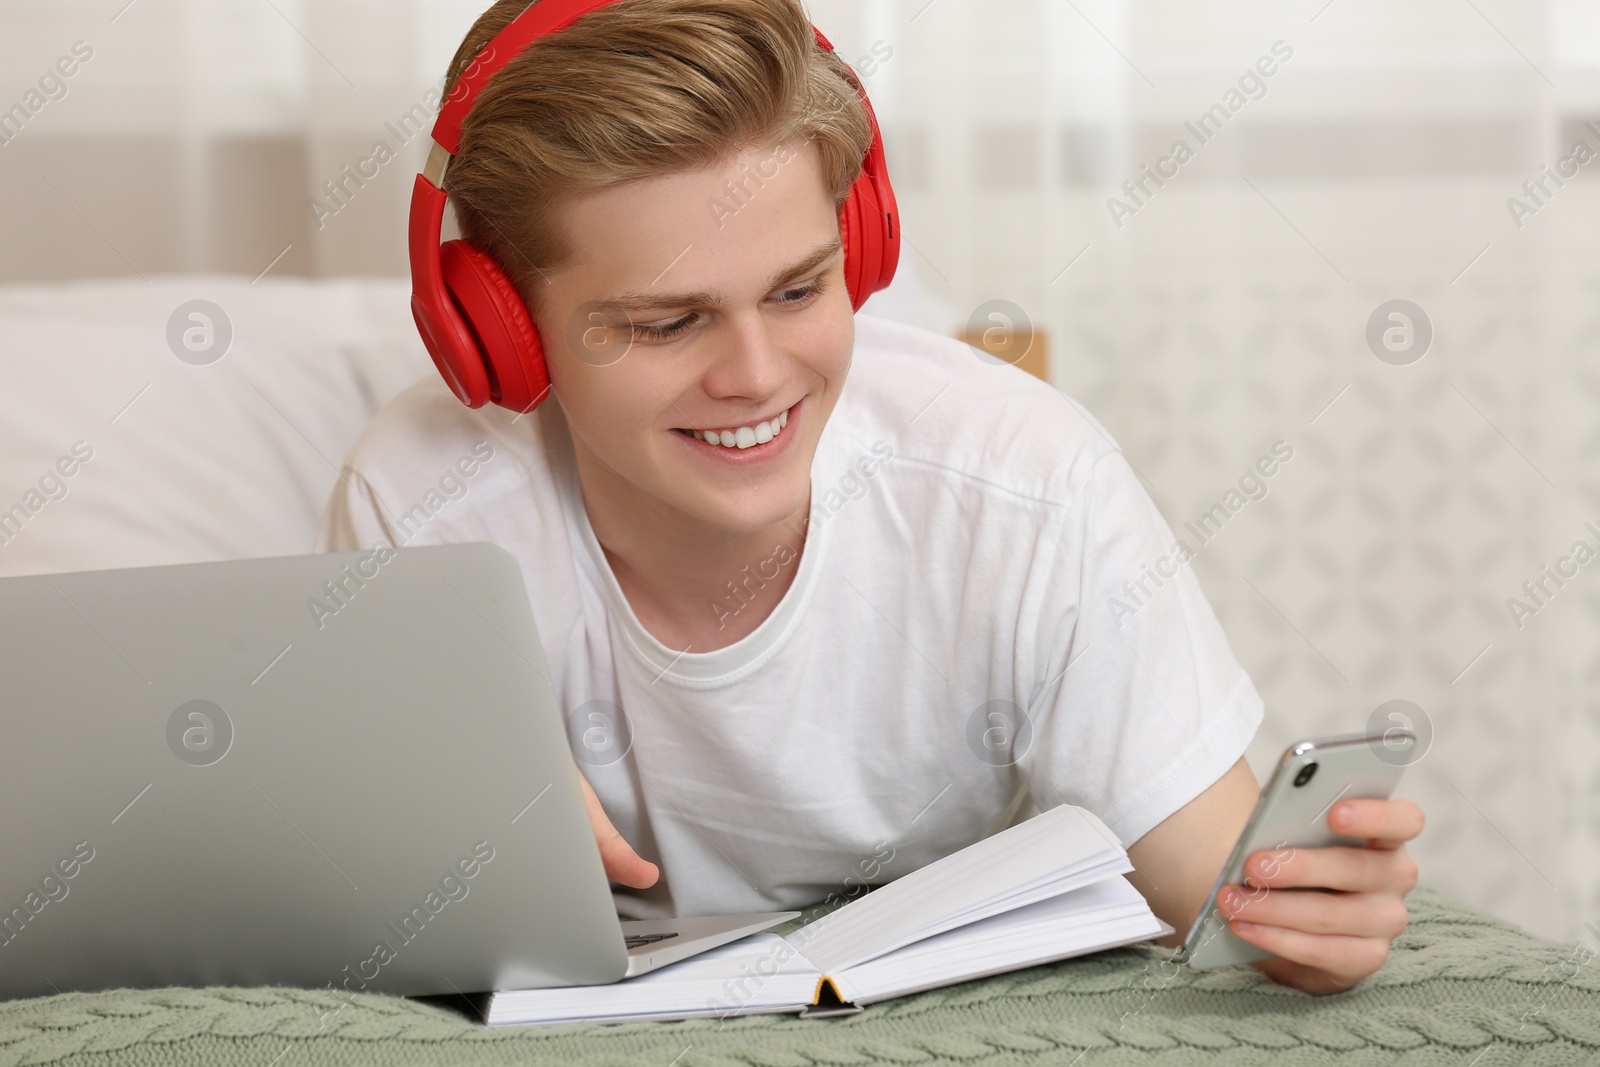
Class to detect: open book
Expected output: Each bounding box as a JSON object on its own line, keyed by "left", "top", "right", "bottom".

{"left": 487, "top": 804, "right": 1171, "bottom": 1026}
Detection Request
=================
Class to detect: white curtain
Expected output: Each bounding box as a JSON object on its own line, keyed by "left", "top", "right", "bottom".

{"left": 4, "top": 0, "right": 1600, "bottom": 943}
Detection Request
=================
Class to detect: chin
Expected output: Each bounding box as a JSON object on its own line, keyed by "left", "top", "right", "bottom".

{"left": 676, "top": 482, "right": 810, "bottom": 536}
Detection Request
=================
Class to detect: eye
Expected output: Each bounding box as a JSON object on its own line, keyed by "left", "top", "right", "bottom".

{"left": 631, "top": 312, "right": 697, "bottom": 343}
{"left": 772, "top": 277, "right": 827, "bottom": 306}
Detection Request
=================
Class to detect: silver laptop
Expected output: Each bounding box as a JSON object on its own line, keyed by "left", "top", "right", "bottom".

{"left": 0, "top": 542, "right": 794, "bottom": 1001}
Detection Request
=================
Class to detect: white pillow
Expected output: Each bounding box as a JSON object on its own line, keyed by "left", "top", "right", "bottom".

{"left": 0, "top": 275, "right": 434, "bottom": 577}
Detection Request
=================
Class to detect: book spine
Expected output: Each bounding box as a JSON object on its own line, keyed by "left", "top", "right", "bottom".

{"left": 795, "top": 975, "right": 860, "bottom": 1018}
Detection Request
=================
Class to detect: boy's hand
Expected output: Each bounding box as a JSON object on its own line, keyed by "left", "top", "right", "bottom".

{"left": 1217, "top": 797, "right": 1423, "bottom": 994}
{"left": 575, "top": 769, "right": 659, "bottom": 889}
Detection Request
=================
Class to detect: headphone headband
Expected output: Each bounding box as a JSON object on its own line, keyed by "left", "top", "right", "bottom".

{"left": 432, "top": 0, "right": 616, "bottom": 156}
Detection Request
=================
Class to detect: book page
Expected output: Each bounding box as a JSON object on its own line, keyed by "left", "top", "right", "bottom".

{"left": 487, "top": 934, "right": 820, "bottom": 1026}
{"left": 831, "top": 876, "right": 1168, "bottom": 1005}
{"left": 790, "top": 804, "right": 1129, "bottom": 974}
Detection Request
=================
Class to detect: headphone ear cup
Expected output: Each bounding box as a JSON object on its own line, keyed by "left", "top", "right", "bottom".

{"left": 846, "top": 178, "right": 885, "bottom": 310}
{"left": 838, "top": 193, "right": 859, "bottom": 309}
{"left": 865, "top": 159, "right": 900, "bottom": 294}
{"left": 438, "top": 240, "right": 551, "bottom": 413}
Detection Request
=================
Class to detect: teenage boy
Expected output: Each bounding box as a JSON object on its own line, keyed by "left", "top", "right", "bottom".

{"left": 318, "top": 0, "right": 1422, "bottom": 994}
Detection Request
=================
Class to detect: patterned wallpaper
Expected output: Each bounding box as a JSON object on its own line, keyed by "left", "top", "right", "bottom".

{"left": 885, "top": 179, "right": 1596, "bottom": 942}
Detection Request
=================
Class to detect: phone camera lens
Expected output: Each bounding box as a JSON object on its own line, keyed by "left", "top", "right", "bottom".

{"left": 1293, "top": 762, "right": 1318, "bottom": 788}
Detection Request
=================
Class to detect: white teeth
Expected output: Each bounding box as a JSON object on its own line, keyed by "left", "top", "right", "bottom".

{"left": 691, "top": 406, "right": 792, "bottom": 449}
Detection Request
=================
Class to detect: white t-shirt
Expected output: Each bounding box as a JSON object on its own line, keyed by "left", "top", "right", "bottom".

{"left": 315, "top": 314, "right": 1263, "bottom": 920}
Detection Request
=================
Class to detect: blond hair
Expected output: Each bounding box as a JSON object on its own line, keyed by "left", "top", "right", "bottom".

{"left": 441, "top": 0, "right": 874, "bottom": 304}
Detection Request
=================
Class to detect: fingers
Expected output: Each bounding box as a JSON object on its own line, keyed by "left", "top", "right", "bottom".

{"left": 576, "top": 770, "right": 659, "bottom": 890}
{"left": 1217, "top": 797, "right": 1426, "bottom": 995}
{"left": 1327, "top": 797, "right": 1425, "bottom": 848}
{"left": 1241, "top": 844, "right": 1418, "bottom": 895}
{"left": 1218, "top": 885, "right": 1408, "bottom": 940}
{"left": 1228, "top": 919, "right": 1390, "bottom": 994}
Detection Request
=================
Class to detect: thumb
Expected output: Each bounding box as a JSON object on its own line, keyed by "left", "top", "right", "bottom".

{"left": 575, "top": 768, "right": 659, "bottom": 889}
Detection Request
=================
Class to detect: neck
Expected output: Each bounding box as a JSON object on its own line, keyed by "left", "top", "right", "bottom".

{"left": 563, "top": 426, "right": 810, "bottom": 654}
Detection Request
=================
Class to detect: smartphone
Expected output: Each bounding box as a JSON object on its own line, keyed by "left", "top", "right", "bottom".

{"left": 1179, "top": 730, "right": 1414, "bottom": 970}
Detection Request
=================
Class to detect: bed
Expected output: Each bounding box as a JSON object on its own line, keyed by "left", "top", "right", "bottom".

{"left": 1, "top": 888, "right": 1596, "bottom": 1065}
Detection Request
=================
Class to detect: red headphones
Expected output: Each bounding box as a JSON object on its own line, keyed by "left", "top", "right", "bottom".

{"left": 409, "top": 0, "right": 901, "bottom": 414}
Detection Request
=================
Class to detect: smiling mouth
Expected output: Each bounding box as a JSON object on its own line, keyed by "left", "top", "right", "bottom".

{"left": 673, "top": 403, "right": 793, "bottom": 450}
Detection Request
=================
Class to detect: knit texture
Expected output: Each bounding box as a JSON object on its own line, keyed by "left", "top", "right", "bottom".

{"left": 3, "top": 887, "right": 1598, "bottom": 1066}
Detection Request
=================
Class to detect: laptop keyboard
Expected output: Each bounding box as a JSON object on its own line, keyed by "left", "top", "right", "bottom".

{"left": 623, "top": 932, "right": 680, "bottom": 950}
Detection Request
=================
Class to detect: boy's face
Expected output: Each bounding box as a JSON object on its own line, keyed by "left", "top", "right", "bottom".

{"left": 530, "top": 141, "right": 854, "bottom": 536}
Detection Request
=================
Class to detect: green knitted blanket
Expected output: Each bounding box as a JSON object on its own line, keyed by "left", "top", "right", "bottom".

{"left": 4, "top": 887, "right": 1597, "bottom": 1066}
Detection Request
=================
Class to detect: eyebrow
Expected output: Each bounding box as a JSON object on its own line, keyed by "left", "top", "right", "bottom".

{"left": 601, "top": 238, "right": 843, "bottom": 313}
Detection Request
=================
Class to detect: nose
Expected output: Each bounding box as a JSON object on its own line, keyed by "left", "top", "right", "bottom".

{"left": 701, "top": 310, "right": 786, "bottom": 402}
